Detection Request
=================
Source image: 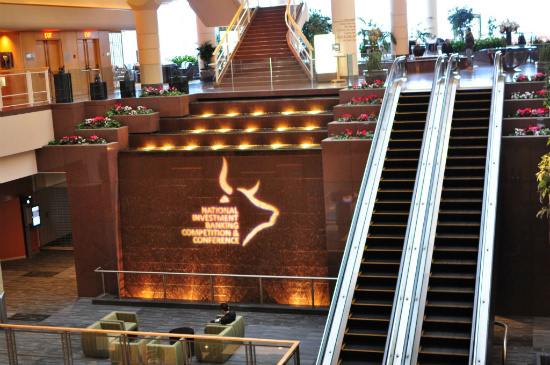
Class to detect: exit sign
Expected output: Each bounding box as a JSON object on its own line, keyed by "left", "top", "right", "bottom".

{"left": 84, "top": 32, "right": 91, "bottom": 38}
{"left": 44, "top": 32, "right": 53, "bottom": 39}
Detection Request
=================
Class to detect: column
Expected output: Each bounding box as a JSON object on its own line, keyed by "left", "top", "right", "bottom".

{"left": 127, "top": 0, "right": 163, "bottom": 87}
{"left": 331, "top": 0, "right": 358, "bottom": 76}
{"left": 426, "top": 0, "right": 438, "bottom": 40}
{"left": 391, "top": 0, "right": 409, "bottom": 56}
{"left": 196, "top": 16, "right": 217, "bottom": 69}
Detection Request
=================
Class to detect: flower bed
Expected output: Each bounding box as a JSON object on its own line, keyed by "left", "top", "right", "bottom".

{"left": 48, "top": 135, "right": 107, "bottom": 145}
{"left": 140, "top": 86, "right": 184, "bottom": 97}
{"left": 339, "top": 87, "right": 385, "bottom": 104}
{"left": 114, "top": 112, "right": 160, "bottom": 134}
{"left": 511, "top": 90, "right": 548, "bottom": 99}
{"left": 349, "top": 80, "right": 385, "bottom": 89}
{"left": 118, "top": 95, "right": 190, "bottom": 118}
{"left": 107, "top": 104, "right": 154, "bottom": 117}
{"left": 332, "top": 129, "right": 374, "bottom": 140}
{"left": 509, "top": 108, "right": 549, "bottom": 118}
{"left": 334, "top": 104, "right": 381, "bottom": 120}
{"left": 348, "top": 95, "right": 383, "bottom": 105}
{"left": 514, "top": 73, "right": 548, "bottom": 82}
{"left": 76, "top": 116, "right": 121, "bottom": 129}
{"left": 75, "top": 127, "right": 129, "bottom": 150}
{"left": 509, "top": 125, "right": 550, "bottom": 136}
{"left": 337, "top": 113, "right": 378, "bottom": 122}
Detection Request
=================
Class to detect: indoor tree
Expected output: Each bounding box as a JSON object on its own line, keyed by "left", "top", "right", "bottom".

{"left": 301, "top": 9, "right": 332, "bottom": 46}
{"left": 447, "top": 7, "right": 475, "bottom": 40}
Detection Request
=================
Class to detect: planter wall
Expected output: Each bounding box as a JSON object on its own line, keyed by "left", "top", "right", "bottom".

{"left": 118, "top": 95, "right": 190, "bottom": 118}
{"left": 339, "top": 88, "right": 386, "bottom": 105}
{"left": 75, "top": 127, "right": 129, "bottom": 150}
{"left": 327, "top": 121, "right": 377, "bottom": 137}
{"left": 321, "top": 137, "right": 372, "bottom": 279}
{"left": 85, "top": 99, "right": 116, "bottom": 119}
{"left": 115, "top": 113, "right": 160, "bottom": 134}
{"left": 333, "top": 104, "right": 381, "bottom": 120}
{"left": 503, "top": 99, "right": 546, "bottom": 117}
{"left": 36, "top": 143, "right": 122, "bottom": 297}
{"left": 505, "top": 81, "right": 546, "bottom": 98}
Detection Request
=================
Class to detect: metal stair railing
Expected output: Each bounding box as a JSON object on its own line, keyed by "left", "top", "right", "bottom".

{"left": 212, "top": 0, "right": 259, "bottom": 85}
{"left": 315, "top": 56, "right": 407, "bottom": 365}
{"left": 285, "top": 0, "right": 314, "bottom": 82}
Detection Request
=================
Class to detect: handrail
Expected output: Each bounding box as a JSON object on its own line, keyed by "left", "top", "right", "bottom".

{"left": 212, "top": 0, "right": 259, "bottom": 85}
{"left": 494, "top": 321, "right": 508, "bottom": 365}
{"left": 0, "top": 69, "right": 51, "bottom": 111}
{"left": 285, "top": 0, "right": 314, "bottom": 81}
{"left": 0, "top": 323, "right": 300, "bottom": 365}
{"left": 385, "top": 54, "right": 454, "bottom": 365}
{"left": 316, "top": 56, "right": 407, "bottom": 365}
{"left": 95, "top": 267, "right": 336, "bottom": 308}
{"left": 470, "top": 50, "right": 504, "bottom": 365}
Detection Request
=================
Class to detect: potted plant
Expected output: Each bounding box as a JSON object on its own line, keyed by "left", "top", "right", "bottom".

{"left": 197, "top": 41, "right": 216, "bottom": 82}
{"left": 357, "top": 19, "right": 395, "bottom": 83}
{"left": 412, "top": 23, "right": 433, "bottom": 57}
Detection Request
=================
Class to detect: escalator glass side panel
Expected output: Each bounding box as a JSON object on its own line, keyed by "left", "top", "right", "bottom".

{"left": 338, "top": 92, "right": 431, "bottom": 365}
{"left": 416, "top": 88, "right": 492, "bottom": 365}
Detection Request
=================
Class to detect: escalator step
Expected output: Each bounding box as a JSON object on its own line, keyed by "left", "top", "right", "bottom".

{"left": 430, "top": 272, "right": 476, "bottom": 279}
{"left": 423, "top": 314, "right": 472, "bottom": 324}
{"left": 421, "top": 329, "right": 470, "bottom": 339}
{"left": 435, "top": 234, "right": 479, "bottom": 239}
{"left": 349, "top": 312, "right": 392, "bottom": 321}
{"left": 437, "top": 221, "right": 480, "bottom": 227}
{"left": 426, "top": 300, "right": 473, "bottom": 308}
{"left": 432, "top": 258, "right": 476, "bottom": 265}
{"left": 341, "top": 344, "right": 384, "bottom": 353}
{"left": 428, "top": 286, "right": 474, "bottom": 293}
{"left": 345, "top": 327, "right": 388, "bottom": 336}
{"left": 352, "top": 298, "right": 394, "bottom": 306}
{"left": 419, "top": 345, "right": 469, "bottom": 356}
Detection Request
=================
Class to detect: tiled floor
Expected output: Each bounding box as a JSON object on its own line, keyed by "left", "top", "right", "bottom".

{"left": 1, "top": 251, "right": 549, "bottom": 364}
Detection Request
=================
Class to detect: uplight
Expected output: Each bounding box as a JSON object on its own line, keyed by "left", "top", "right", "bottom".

{"left": 282, "top": 111, "right": 294, "bottom": 115}
{"left": 219, "top": 129, "right": 230, "bottom": 133}
{"left": 245, "top": 128, "right": 256, "bottom": 133}
{"left": 301, "top": 143, "right": 311, "bottom": 148}
{"left": 193, "top": 129, "right": 205, "bottom": 134}
{"left": 162, "top": 146, "right": 173, "bottom": 150}
{"left": 226, "top": 113, "right": 238, "bottom": 117}
{"left": 144, "top": 146, "right": 155, "bottom": 151}
{"left": 304, "top": 126, "right": 316, "bottom": 131}
{"left": 201, "top": 113, "right": 213, "bottom": 118}
{"left": 277, "top": 127, "right": 287, "bottom": 131}
{"left": 212, "top": 145, "right": 224, "bottom": 150}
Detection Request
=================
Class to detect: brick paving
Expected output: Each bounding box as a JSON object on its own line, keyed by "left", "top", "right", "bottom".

{"left": 1, "top": 251, "right": 548, "bottom": 365}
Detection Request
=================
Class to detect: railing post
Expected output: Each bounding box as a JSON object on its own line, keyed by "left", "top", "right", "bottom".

{"left": 25, "top": 70, "right": 34, "bottom": 107}
{"left": 116, "top": 272, "right": 121, "bottom": 299}
{"left": 44, "top": 70, "right": 51, "bottom": 104}
{"left": 100, "top": 268, "right": 105, "bottom": 295}
{"left": 259, "top": 277, "right": 263, "bottom": 305}
{"left": 210, "top": 276, "right": 215, "bottom": 303}
{"left": 214, "top": 56, "right": 219, "bottom": 84}
{"left": 0, "top": 76, "right": 4, "bottom": 111}
{"left": 311, "top": 279, "right": 315, "bottom": 308}
{"left": 163, "top": 274, "right": 167, "bottom": 302}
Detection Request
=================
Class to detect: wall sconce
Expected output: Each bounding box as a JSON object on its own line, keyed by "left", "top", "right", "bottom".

{"left": 0, "top": 77, "right": 5, "bottom": 87}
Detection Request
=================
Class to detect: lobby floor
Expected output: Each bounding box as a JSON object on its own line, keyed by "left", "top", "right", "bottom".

{"left": 1, "top": 251, "right": 549, "bottom": 364}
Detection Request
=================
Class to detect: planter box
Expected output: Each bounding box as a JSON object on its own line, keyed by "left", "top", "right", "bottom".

{"left": 114, "top": 113, "right": 160, "bottom": 134}
{"left": 117, "top": 94, "right": 190, "bottom": 118}
{"left": 505, "top": 81, "right": 546, "bottom": 98}
{"left": 333, "top": 104, "right": 381, "bottom": 120}
{"left": 75, "top": 126, "right": 129, "bottom": 150}
{"left": 502, "top": 117, "right": 550, "bottom": 135}
{"left": 503, "top": 99, "right": 546, "bottom": 117}
{"left": 339, "top": 88, "right": 386, "bottom": 105}
{"left": 327, "top": 121, "right": 377, "bottom": 137}
{"left": 85, "top": 99, "right": 117, "bottom": 119}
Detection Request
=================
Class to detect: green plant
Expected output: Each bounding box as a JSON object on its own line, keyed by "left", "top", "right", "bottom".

{"left": 473, "top": 37, "right": 506, "bottom": 51}
{"left": 537, "top": 141, "right": 550, "bottom": 217}
{"left": 411, "top": 22, "right": 433, "bottom": 45}
{"left": 301, "top": 9, "right": 332, "bottom": 46}
{"left": 539, "top": 43, "right": 550, "bottom": 63}
{"left": 450, "top": 40, "right": 465, "bottom": 53}
{"left": 447, "top": 7, "right": 475, "bottom": 40}
{"left": 366, "top": 52, "right": 382, "bottom": 71}
{"left": 76, "top": 117, "right": 121, "bottom": 129}
{"left": 170, "top": 56, "right": 185, "bottom": 67}
{"left": 140, "top": 86, "right": 184, "bottom": 97}
{"left": 487, "top": 16, "right": 497, "bottom": 37}
{"left": 182, "top": 55, "right": 198, "bottom": 63}
{"left": 197, "top": 41, "right": 216, "bottom": 69}
{"left": 357, "top": 18, "right": 395, "bottom": 54}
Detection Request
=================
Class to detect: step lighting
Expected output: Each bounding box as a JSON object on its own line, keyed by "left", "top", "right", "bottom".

{"left": 143, "top": 146, "right": 155, "bottom": 151}
{"left": 226, "top": 113, "right": 238, "bottom": 117}
{"left": 185, "top": 145, "right": 198, "bottom": 151}
{"left": 271, "top": 144, "right": 282, "bottom": 149}
{"left": 252, "top": 112, "right": 264, "bottom": 116}
{"left": 201, "top": 113, "right": 213, "bottom": 118}
{"left": 308, "top": 110, "right": 322, "bottom": 114}
{"left": 218, "top": 129, "right": 231, "bottom": 133}
{"left": 282, "top": 111, "right": 295, "bottom": 115}
{"left": 245, "top": 128, "right": 256, "bottom": 132}
{"left": 211, "top": 145, "right": 224, "bottom": 150}
{"left": 276, "top": 127, "right": 287, "bottom": 131}
{"left": 304, "top": 126, "right": 316, "bottom": 131}
{"left": 239, "top": 144, "right": 251, "bottom": 150}
{"left": 301, "top": 143, "right": 311, "bottom": 148}
{"left": 193, "top": 129, "right": 205, "bottom": 134}
{"left": 162, "top": 146, "right": 173, "bottom": 151}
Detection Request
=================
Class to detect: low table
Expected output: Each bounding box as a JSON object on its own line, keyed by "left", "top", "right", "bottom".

{"left": 169, "top": 327, "right": 195, "bottom": 355}
{"left": 484, "top": 46, "right": 536, "bottom": 72}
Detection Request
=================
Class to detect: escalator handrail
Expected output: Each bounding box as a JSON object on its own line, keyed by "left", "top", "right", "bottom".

{"left": 315, "top": 55, "right": 407, "bottom": 365}
{"left": 470, "top": 51, "right": 505, "bottom": 365}
{"left": 384, "top": 54, "right": 453, "bottom": 365}
{"left": 494, "top": 321, "right": 508, "bottom": 365}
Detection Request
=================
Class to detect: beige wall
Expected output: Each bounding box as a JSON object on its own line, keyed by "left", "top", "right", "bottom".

{"left": 0, "top": 109, "right": 54, "bottom": 158}
{"left": 0, "top": 151, "right": 38, "bottom": 184}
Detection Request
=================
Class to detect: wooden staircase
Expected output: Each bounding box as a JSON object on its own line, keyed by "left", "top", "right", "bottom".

{"left": 218, "top": 6, "right": 311, "bottom": 89}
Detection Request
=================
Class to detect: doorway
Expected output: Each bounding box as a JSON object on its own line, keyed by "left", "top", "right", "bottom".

{"left": 35, "top": 40, "right": 61, "bottom": 103}
{"left": 77, "top": 39, "right": 102, "bottom": 97}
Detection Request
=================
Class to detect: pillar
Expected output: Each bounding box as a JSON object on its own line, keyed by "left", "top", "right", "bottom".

{"left": 196, "top": 17, "right": 217, "bottom": 69}
{"left": 391, "top": 0, "right": 409, "bottom": 56}
{"left": 331, "top": 0, "right": 358, "bottom": 76}
{"left": 426, "top": 0, "right": 438, "bottom": 40}
{"left": 127, "top": 0, "right": 163, "bottom": 87}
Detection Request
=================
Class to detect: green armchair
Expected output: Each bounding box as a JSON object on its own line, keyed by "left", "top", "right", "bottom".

{"left": 146, "top": 337, "right": 189, "bottom": 365}
{"left": 194, "top": 316, "right": 245, "bottom": 363}
{"left": 81, "top": 311, "right": 139, "bottom": 358}
{"left": 110, "top": 336, "right": 150, "bottom": 365}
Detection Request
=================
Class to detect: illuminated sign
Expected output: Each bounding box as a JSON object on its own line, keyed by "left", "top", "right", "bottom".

{"left": 181, "top": 157, "right": 279, "bottom": 246}
{"left": 84, "top": 32, "right": 91, "bottom": 38}
{"left": 44, "top": 32, "right": 53, "bottom": 39}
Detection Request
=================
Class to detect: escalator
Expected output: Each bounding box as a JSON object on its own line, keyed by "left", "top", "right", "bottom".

{"left": 416, "top": 88, "right": 492, "bottom": 364}
{"left": 339, "top": 91, "right": 431, "bottom": 365}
